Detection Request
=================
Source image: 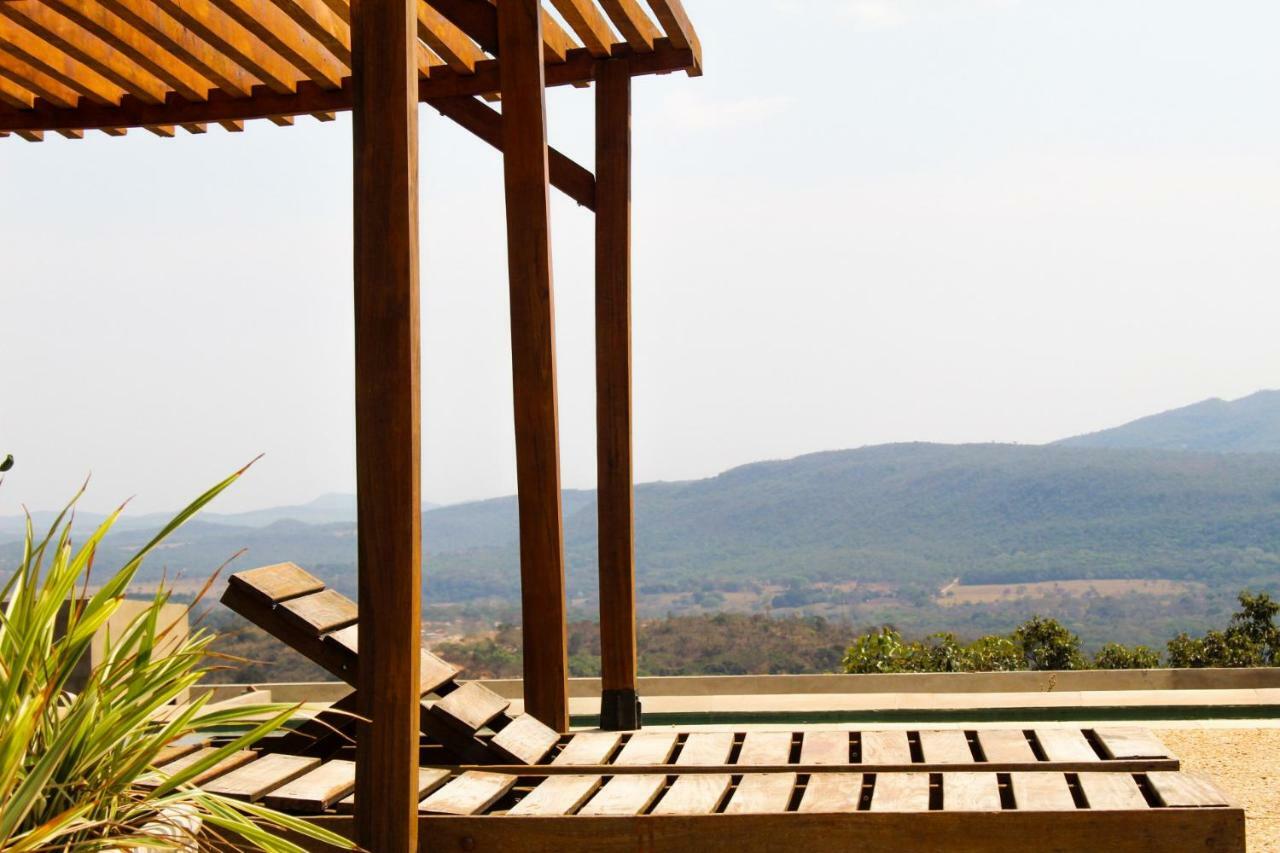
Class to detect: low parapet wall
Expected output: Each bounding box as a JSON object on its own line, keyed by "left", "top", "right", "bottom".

{"left": 200, "top": 667, "right": 1280, "bottom": 705}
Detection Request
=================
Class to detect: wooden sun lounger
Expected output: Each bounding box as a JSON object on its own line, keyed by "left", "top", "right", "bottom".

{"left": 147, "top": 748, "right": 1243, "bottom": 852}
{"left": 221, "top": 563, "right": 1182, "bottom": 775}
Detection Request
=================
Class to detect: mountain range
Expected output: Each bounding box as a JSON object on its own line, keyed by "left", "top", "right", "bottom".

{"left": 3, "top": 389, "right": 1279, "bottom": 611}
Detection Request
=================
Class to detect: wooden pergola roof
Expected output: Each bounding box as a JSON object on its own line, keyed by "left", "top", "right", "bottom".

{"left": 0, "top": 0, "right": 700, "bottom": 140}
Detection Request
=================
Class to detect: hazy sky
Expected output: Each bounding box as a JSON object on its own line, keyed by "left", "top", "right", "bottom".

{"left": 3, "top": 0, "right": 1279, "bottom": 515}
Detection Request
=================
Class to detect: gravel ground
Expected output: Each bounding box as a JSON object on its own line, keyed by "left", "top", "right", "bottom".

{"left": 1156, "top": 728, "right": 1280, "bottom": 852}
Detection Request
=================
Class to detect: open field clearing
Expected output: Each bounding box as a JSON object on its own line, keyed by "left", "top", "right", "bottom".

{"left": 938, "top": 578, "right": 1203, "bottom": 607}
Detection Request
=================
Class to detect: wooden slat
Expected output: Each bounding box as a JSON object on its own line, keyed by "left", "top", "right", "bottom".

{"left": 736, "top": 731, "right": 792, "bottom": 766}
{"left": 724, "top": 773, "right": 796, "bottom": 815}
{"left": 42, "top": 0, "right": 215, "bottom": 101}
{"left": 203, "top": 754, "right": 320, "bottom": 802}
{"left": 268, "top": 0, "right": 352, "bottom": 65}
{"left": 1035, "top": 729, "right": 1099, "bottom": 764}
{"left": 537, "top": 8, "right": 576, "bottom": 63}
{"left": 643, "top": 0, "right": 699, "bottom": 73}
{"left": 1094, "top": 728, "right": 1171, "bottom": 761}
{"left": 870, "top": 772, "right": 931, "bottom": 812}
{"left": 509, "top": 774, "right": 603, "bottom": 816}
{"left": 146, "top": 0, "right": 301, "bottom": 93}
{"left": 919, "top": 730, "right": 974, "bottom": 765}
{"left": 552, "top": 731, "right": 621, "bottom": 766}
{"left": 0, "top": 73, "right": 35, "bottom": 109}
{"left": 676, "top": 732, "right": 734, "bottom": 766}
{"left": 650, "top": 773, "right": 732, "bottom": 816}
{"left": 498, "top": 0, "right": 569, "bottom": 733}
{"left": 1010, "top": 772, "right": 1076, "bottom": 811}
{"left": 153, "top": 740, "right": 204, "bottom": 767}
{"left": 578, "top": 774, "right": 666, "bottom": 816}
{"left": 432, "top": 681, "right": 510, "bottom": 732}
{"left": 419, "top": 771, "right": 516, "bottom": 816}
{"left": 0, "top": 40, "right": 89, "bottom": 105}
{"left": 799, "top": 731, "right": 849, "bottom": 766}
{"left": 943, "top": 772, "right": 1001, "bottom": 812}
{"left": 798, "top": 773, "right": 863, "bottom": 813}
{"left": 93, "top": 0, "right": 257, "bottom": 97}
{"left": 56, "top": 127, "right": 84, "bottom": 138}
{"left": 0, "top": 21, "right": 127, "bottom": 104}
{"left": 1146, "top": 771, "right": 1230, "bottom": 808}
{"left": 229, "top": 563, "right": 325, "bottom": 604}
{"left": 337, "top": 768, "right": 450, "bottom": 813}
{"left": 977, "top": 729, "right": 1038, "bottom": 764}
{"left": 0, "top": 2, "right": 169, "bottom": 103}
{"left": 613, "top": 731, "right": 677, "bottom": 766}
{"left": 138, "top": 747, "right": 256, "bottom": 789}
{"left": 427, "top": 0, "right": 573, "bottom": 64}
{"left": 547, "top": 0, "right": 615, "bottom": 56}
{"left": 860, "top": 730, "right": 912, "bottom": 766}
{"left": 208, "top": 0, "right": 347, "bottom": 88}
{"left": 490, "top": 713, "right": 560, "bottom": 765}
{"left": 278, "top": 589, "right": 359, "bottom": 636}
{"left": 416, "top": 1, "right": 484, "bottom": 73}
{"left": 264, "top": 759, "right": 356, "bottom": 812}
{"left": 144, "top": 124, "right": 175, "bottom": 137}
{"left": 351, "top": 0, "right": 422, "bottom": 845}
{"left": 181, "top": 122, "right": 207, "bottom": 133}
{"left": 597, "top": 0, "right": 660, "bottom": 52}
{"left": 1077, "top": 772, "right": 1149, "bottom": 810}
{"left": 325, "top": 625, "right": 460, "bottom": 694}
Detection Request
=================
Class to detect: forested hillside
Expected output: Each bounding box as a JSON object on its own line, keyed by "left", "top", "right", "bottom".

{"left": 1057, "top": 389, "right": 1280, "bottom": 452}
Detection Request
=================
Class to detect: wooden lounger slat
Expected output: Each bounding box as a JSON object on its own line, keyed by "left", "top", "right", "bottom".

{"left": 676, "top": 732, "right": 735, "bottom": 766}
{"left": 578, "top": 774, "right": 667, "bottom": 816}
{"left": 1035, "top": 729, "right": 1099, "bottom": 763}
{"left": 509, "top": 774, "right": 603, "bottom": 816}
{"left": 278, "top": 589, "right": 359, "bottom": 636}
{"left": 1146, "top": 771, "right": 1230, "bottom": 807}
{"left": 870, "top": 772, "right": 931, "bottom": 812}
{"left": 552, "top": 731, "right": 622, "bottom": 766}
{"left": 798, "top": 772, "right": 863, "bottom": 813}
{"left": 799, "top": 731, "right": 848, "bottom": 765}
{"left": 432, "top": 681, "right": 510, "bottom": 732}
{"left": 325, "top": 628, "right": 459, "bottom": 695}
{"left": 337, "top": 768, "right": 451, "bottom": 813}
{"left": 860, "top": 730, "right": 912, "bottom": 766}
{"left": 943, "top": 772, "right": 1001, "bottom": 812}
{"left": 1094, "top": 728, "right": 1171, "bottom": 761}
{"left": 263, "top": 759, "right": 356, "bottom": 812}
{"left": 420, "top": 771, "right": 516, "bottom": 815}
{"left": 978, "top": 729, "right": 1038, "bottom": 764}
{"left": 920, "top": 730, "right": 974, "bottom": 765}
{"left": 1010, "top": 772, "right": 1076, "bottom": 811}
{"left": 736, "top": 731, "right": 792, "bottom": 766}
{"left": 152, "top": 739, "right": 204, "bottom": 767}
{"left": 138, "top": 747, "right": 257, "bottom": 789}
{"left": 651, "top": 774, "right": 732, "bottom": 816}
{"left": 203, "top": 754, "right": 320, "bottom": 802}
{"left": 228, "top": 562, "right": 325, "bottom": 603}
{"left": 490, "top": 714, "right": 560, "bottom": 765}
{"left": 614, "top": 732, "right": 678, "bottom": 766}
{"left": 724, "top": 773, "right": 796, "bottom": 815}
{"left": 1077, "top": 772, "right": 1148, "bottom": 810}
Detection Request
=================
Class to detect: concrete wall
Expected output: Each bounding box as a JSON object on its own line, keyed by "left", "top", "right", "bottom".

{"left": 57, "top": 598, "right": 190, "bottom": 697}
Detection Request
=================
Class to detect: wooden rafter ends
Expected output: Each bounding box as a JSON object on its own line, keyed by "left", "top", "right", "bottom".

{"left": 0, "top": 0, "right": 702, "bottom": 138}
{"left": 351, "top": 0, "right": 422, "bottom": 847}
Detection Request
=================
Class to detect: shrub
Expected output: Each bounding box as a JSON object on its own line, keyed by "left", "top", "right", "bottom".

{"left": 963, "top": 635, "right": 1023, "bottom": 672}
{"left": 1093, "top": 642, "right": 1160, "bottom": 670}
{"left": 841, "top": 626, "right": 908, "bottom": 674}
{"left": 0, "top": 474, "right": 352, "bottom": 852}
{"left": 1013, "top": 615, "right": 1086, "bottom": 671}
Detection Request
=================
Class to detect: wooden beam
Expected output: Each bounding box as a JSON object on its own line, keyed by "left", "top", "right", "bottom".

{"left": 351, "top": 0, "right": 422, "bottom": 848}
{"left": 207, "top": 0, "right": 348, "bottom": 88}
{"left": 427, "top": 0, "right": 576, "bottom": 63}
{"left": 416, "top": 1, "right": 485, "bottom": 73}
{"left": 43, "top": 0, "right": 215, "bottom": 101}
{"left": 0, "top": 49, "right": 79, "bottom": 106}
{"left": 0, "top": 1, "right": 171, "bottom": 103}
{"left": 497, "top": 0, "right": 569, "bottom": 733}
{"left": 0, "top": 21, "right": 126, "bottom": 104}
{"left": 644, "top": 0, "right": 700, "bottom": 74}
{"left": 598, "top": 0, "right": 660, "bottom": 52}
{"left": 0, "top": 40, "right": 697, "bottom": 133}
{"left": 548, "top": 0, "right": 615, "bottom": 57}
{"left": 431, "top": 95, "right": 595, "bottom": 210}
{"left": 267, "top": 0, "right": 353, "bottom": 66}
{"left": 147, "top": 0, "right": 302, "bottom": 94}
{"left": 594, "top": 58, "right": 639, "bottom": 731}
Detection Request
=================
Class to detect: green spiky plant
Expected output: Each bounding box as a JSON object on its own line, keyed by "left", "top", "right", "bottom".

{"left": 0, "top": 467, "right": 356, "bottom": 852}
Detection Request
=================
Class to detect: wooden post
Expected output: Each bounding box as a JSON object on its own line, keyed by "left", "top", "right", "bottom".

{"left": 594, "top": 59, "right": 640, "bottom": 731}
{"left": 497, "top": 0, "right": 570, "bottom": 732}
{"left": 351, "top": 0, "right": 421, "bottom": 847}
